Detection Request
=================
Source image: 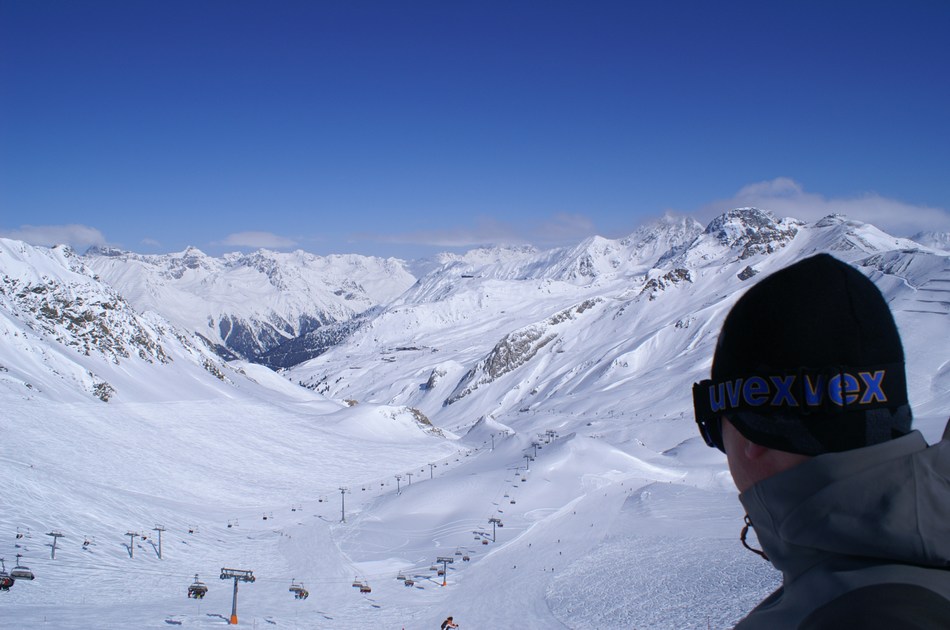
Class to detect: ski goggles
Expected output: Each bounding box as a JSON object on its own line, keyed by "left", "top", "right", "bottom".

{"left": 692, "top": 363, "right": 907, "bottom": 452}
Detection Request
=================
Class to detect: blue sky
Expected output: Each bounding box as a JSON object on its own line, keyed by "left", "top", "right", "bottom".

{"left": 2, "top": 1, "right": 949, "bottom": 259}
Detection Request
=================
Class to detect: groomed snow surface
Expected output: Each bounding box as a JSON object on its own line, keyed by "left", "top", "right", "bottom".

{"left": 1, "top": 391, "right": 783, "bottom": 629}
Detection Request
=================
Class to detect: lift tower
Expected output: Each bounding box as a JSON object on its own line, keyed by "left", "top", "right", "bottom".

{"left": 220, "top": 568, "right": 255, "bottom": 625}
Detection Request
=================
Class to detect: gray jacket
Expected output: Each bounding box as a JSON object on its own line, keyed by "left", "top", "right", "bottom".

{"left": 734, "top": 421, "right": 950, "bottom": 629}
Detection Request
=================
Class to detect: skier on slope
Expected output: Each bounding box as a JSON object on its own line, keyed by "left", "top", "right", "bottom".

{"left": 692, "top": 254, "right": 950, "bottom": 628}
{"left": 440, "top": 615, "right": 459, "bottom": 629}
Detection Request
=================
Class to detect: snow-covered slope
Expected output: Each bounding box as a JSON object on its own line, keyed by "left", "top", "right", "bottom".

{"left": 3, "top": 210, "right": 948, "bottom": 629}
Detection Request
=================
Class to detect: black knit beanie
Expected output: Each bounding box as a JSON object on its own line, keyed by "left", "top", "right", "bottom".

{"left": 695, "top": 253, "right": 912, "bottom": 455}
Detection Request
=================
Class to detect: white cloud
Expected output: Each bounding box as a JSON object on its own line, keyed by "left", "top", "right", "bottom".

{"left": 220, "top": 231, "right": 298, "bottom": 249}
{"left": 701, "top": 178, "right": 950, "bottom": 236}
{"left": 535, "top": 212, "right": 597, "bottom": 243}
{"left": 361, "top": 216, "right": 526, "bottom": 248}
{"left": 0, "top": 224, "right": 108, "bottom": 251}
{"left": 358, "top": 213, "right": 597, "bottom": 249}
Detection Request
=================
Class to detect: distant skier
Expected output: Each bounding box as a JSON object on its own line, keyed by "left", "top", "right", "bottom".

{"left": 440, "top": 615, "right": 458, "bottom": 629}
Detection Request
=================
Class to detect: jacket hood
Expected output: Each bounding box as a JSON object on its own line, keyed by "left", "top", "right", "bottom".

{"left": 739, "top": 428, "right": 950, "bottom": 579}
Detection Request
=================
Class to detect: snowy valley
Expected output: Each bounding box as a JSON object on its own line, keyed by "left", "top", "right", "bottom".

{"left": 1, "top": 209, "right": 948, "bottom": 629}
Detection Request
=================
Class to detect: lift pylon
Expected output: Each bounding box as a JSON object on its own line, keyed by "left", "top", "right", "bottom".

{"left": 220, "top": 568, "right": 255, "bottom": 624}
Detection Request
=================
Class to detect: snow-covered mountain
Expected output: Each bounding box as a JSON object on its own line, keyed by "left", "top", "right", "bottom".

{"left": 911, "top": 230, "right": 950, "bottom": 252}
{"left": 0, "top": 238, "right": 236, "bottom": 403}
{"left": 2, "top": 210, "right": 948, "bottom": 629}
{"left": 293, "top": 209, "right": 946, "bottom": 426}
{"left": 84, "top": 246, "right": 415, "bottom": 367}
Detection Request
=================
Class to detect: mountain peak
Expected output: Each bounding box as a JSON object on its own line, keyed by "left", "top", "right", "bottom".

{"left": 703, "top": 207, "right": 801, "bottom": 259}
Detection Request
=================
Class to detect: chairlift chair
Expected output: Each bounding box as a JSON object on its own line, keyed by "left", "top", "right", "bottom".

{"left": 462, "top": 555, "right": 471, "bottom": 561}
{"left": 359, "top": 584, "right": 372, "bottom": 594}
{"left": 404, "top": 578, "right": 415, "bottom": 587}
{"left": 352, "top": 577, "right": 364, "bottom": 588}
{"left": 187, "top": 575, "right": 208, "bottom": 599}
{"left": 481, "top": 539, "right": 489, "bottom": 545}
{"left": 0, "top": 559, "right": 13, "bottom": 591}
{"left": 289, "top": 580, "right": 309, "bottom": 599}
{"left": 10, "top": 555, "right": 34, "bottom": 581}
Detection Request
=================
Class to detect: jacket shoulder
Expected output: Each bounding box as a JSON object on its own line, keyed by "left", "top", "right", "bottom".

{"left": 799, "top": 582, "right": 950, "bottom": 629}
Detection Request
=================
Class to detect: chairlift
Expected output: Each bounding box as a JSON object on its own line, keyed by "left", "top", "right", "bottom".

{"left": 404, "top": 578, "right": 415, "bottom": 587}
{"left": 187, "top": 574, "right": 208, "bottom": 599}
{"left": 396, "top": 573, "right": 406, "bottom": 581}
{"left": 437, "top": 569, "right": 445, "bottom": 576}
{"left": 352, "top": 577, "right": 364, "bottom": 588}
{"left": 0, "top": 559, "right": 14, "bottom": 591}
{"left": 481, "top": 539, "right": 489, "bottom": 545}
{"left": 359, "top": 584, "right": 372, "bottom": 594}
{"left": 10, "top": 555, "right": 34, "bottom": 581}
{"left": 429, "top": 564, "right": 438, "bottom": 571}
{"left": 510, "top": 499, "right": 516, "bottom": 504}
{"left": 289, "top": 580, "right": 309, "bottom": 599}
{"left": 462, "top": 555, "right": 470, "bottom": 561}
{"left": 455, "top": 549, "right": 462, "bottom": 556}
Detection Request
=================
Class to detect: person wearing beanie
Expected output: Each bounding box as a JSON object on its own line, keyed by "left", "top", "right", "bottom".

{"left": 692, "top": 253, "right": 950, "bottom": 628}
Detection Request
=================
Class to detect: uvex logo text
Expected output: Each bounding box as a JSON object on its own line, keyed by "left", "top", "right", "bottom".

{"left": 707, "top": 371, "right": 888, "bottom": 413}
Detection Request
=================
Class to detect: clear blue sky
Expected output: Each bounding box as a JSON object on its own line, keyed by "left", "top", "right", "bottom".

{"left": 2, "top": 0, "right": 949, "bottom": 259}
